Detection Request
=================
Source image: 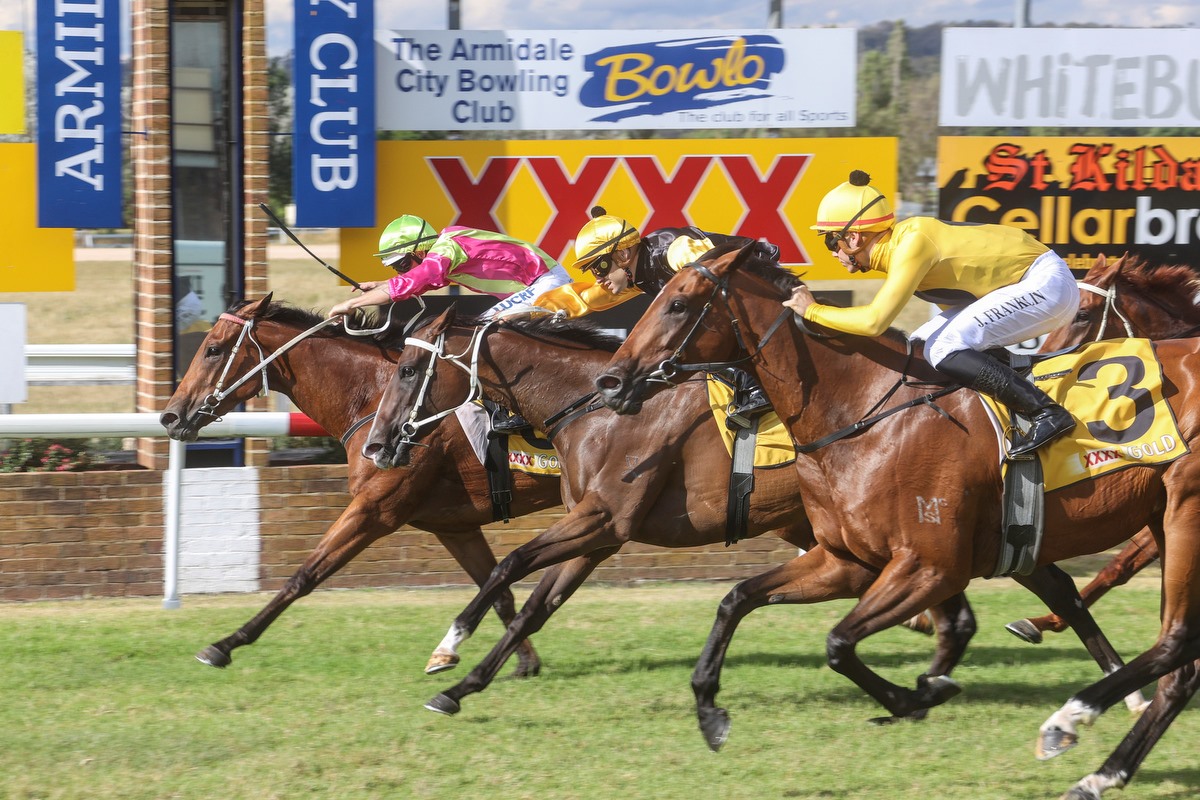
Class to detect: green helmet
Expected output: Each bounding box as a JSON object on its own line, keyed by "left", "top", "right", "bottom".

{"left": 810, "top": 170, "right": 894, "bottom": 234}
{"left": 373, "top": 215, "right": 438, "bottom": 267}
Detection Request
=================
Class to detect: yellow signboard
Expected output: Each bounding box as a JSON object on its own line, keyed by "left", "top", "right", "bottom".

{"left": 0, "top": 144, "right": 74, "bottom": 291}
{"left": 341, "top": 138, "right": 896, "bottom": 283}
{"left": 0, "top": 32, "right": 24, "bottom": 135}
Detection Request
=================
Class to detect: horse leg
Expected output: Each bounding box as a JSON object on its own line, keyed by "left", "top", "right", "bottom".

{"left": 425, "top": 551, "right": 613, "bottom": 716}
{"left": 1007, "top": 529, "right": 1159, "bottom": 643}
{"left": 692, "top": 547, "right": 877, "bottom": 751}
{"left": 196, "top": 495, "right": 398, "bottom": 667}
{"left": 824, "top": 554, "right": 972, "bottom": 723}
{"left": 1037, "top": 509, "right": 1200, "bottom": 760}
{"left": 923, "top": 593, "right": 977, "bottom": 679}
{"left": 1011, "top": 564, "right": 1149, "bottom": 715}
{"left": 427, "top": 496, "right": 620, "bottom": 668}
{"left": 427, "top": 530, "right": 541, "bottom": 679}
{"left": 1060, "top": 659, "right": 1200, "bottom": 800}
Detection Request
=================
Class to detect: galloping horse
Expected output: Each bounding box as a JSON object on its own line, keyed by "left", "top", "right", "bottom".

{"left": 595, "top": 243, "right": 1200, "bottom": 799}
{"left": 1007, "top": 254, "right": 1200, "bottom": 643}
{"left": 364, "top": 308, "right": 1128, "bottom": 720}
{"left": 159, "top": 295, "right": 562, "bottom": 675}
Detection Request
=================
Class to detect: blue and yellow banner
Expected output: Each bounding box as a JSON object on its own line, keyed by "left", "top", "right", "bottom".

{"left": 36, "top": 0, "right": 122, "bottom": 227}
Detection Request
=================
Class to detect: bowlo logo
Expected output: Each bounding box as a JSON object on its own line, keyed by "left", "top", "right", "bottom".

{"left": 578, "top": 35, "right": 786, "bottom": 122}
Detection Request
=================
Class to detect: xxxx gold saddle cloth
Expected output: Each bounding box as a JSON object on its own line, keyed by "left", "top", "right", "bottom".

{"left": 978, "top": 338, "right": 1188, "bottom": 492}
{"left": 705, "top": 376, "right": 796, "bottom": 468}
{"left": 454, "top": 403, "right": 561, "bottom": 476}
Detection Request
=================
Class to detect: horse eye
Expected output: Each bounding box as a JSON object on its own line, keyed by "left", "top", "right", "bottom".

{"left": 1075, "top": 309, "right": 1091, "bottom": 323}
{"left": 668, "top": 298, "right": 688, "bottom": 314}
{"left": 399, "top": 365, "right": 417, "bottom": 378}
{"left": 204, "top": 345, "right": 222, "bottom": 358}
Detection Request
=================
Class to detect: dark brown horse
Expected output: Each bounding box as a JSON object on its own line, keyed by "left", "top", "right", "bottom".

{"left": 364, "top": 308, "right": 1128, "bottom": 721}
{"left": 1007, "top": 254, "right": 1200, "bottom": 644}
{"left": 595, "top": 243, "right": 1200, "bottom": 799}
{"left": 159, "top": 295, "right": 562, "bottom": 675}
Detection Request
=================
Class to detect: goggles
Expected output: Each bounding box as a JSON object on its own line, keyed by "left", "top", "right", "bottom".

{"left": 822, "top": 194, "right": 885, "bottom": 254}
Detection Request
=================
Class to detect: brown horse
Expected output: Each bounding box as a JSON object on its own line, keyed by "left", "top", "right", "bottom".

{"left": 363, "top": 308, "right": 1129, "bottom": 721}
{"left": 159, "top": 295, "right": 562, "bottom": 675}
{"left": 595, "top": 243, "right": 1200, "bottom": 799}
{"left": 1007, "top": 254, "right": 1200, "bottom": 643}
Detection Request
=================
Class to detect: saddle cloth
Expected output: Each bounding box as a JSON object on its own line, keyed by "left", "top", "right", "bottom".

{"left": 455, "top": 403, "right": 561, "bottom": 476}
{"left": 705, "top": 376, "right": 796, "bottom": 468}
{"left": 977, "top": 338, "right": 1187, "bottom": 492}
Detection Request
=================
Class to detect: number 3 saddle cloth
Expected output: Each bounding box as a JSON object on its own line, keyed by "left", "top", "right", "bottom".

{"left": 978, "top": 338, "right": 1188, "bottom": 492}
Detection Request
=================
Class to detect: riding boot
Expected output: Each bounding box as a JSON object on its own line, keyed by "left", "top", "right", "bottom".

{"left": 937, "top": 349, "right": 1075, "bottom": 460}
{"left": 491, "top": 409, "right": 533, "bottom": 435}
{"left": 725, "top": 368, "right": 773, "bottom": 430}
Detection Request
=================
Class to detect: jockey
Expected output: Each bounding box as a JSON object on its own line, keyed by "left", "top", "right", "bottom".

{"left": 328, "top": 215, "right": 573, "bottom": 433}
{"left": 534, "top": 208, "right": 780, "bottom": 428}
{"left": 783, "top": 170, "right": 1080, "bottom": 460}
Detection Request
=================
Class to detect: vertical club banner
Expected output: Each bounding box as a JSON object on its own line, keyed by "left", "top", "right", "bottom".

{"left": 293, "top": 0, "right": 376, "bottom": 227}
{"left": 339, "top": 138, "right": 896, "bottom": 284}
{"left": 939, "top": 137, "right": 1200, "bottom": 270}
{"left": 36, "top": 0, "right": 123, "bottom": 228}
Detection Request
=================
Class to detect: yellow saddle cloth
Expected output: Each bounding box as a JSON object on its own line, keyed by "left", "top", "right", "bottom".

{"left": 505, "top": 430, "right": 561, "bottom": 476}
{"left": 705, "top": 376, "right": 796, "bottom": 468}
{"left": 979, "top": 338, "right": 1188, "bottom": 492}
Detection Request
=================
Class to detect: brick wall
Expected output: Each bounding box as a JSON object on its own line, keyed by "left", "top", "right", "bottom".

{"left": 0, "top": 466, "right": 803, "bottom": 603}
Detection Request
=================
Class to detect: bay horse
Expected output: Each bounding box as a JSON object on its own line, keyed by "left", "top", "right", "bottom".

{"left": 595, "top": 243, "right": 1200, "bottom": 799}
{"left": 159, "top": 294, "right": 562, "bottom": 675}
{"left": 1007, "top": 253, "right": 1200, "bottom": 644}
{"left": 363, "top": 308, "right": 1129, "bottom": 720}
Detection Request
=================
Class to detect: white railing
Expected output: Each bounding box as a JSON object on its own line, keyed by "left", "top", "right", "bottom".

{"left": 25, "top": 344, "right": 136, "bottom": 385}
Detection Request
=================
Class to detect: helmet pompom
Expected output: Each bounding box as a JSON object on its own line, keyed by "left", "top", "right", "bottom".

{"left": 590, "top": 206, "right": 607, "bottom": 218}
{"left": 849, "top": 170, "right": 871, "bottom": 186}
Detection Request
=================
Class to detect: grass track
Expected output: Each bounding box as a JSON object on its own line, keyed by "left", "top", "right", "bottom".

{"left": 0, "top": 581, "right": 1195, "bottom": 800}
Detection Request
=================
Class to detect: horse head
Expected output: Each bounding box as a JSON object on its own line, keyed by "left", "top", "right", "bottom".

{"left": 596, "top": 242, "right": 777, "bottom": 414}
{"left": 160, "top": 293, "right": 276, "bottom": 441}
{"left": 363, "top": 305, "right": 460, "bottom": 469}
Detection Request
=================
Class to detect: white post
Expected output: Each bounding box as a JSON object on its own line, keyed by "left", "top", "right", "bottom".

{"left": 162, "top": 438, "right": 185, "bottom": 609}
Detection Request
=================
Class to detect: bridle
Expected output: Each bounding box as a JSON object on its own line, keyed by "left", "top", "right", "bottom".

{"left": 1076, "top": 279, "right": 1136, "bottom": 342}
{"left": 194, "top": 300, "right": 425, "bottom": 422}
{"left": 390, "top": 319, "right": 501, "bottom": 445}
{"left": 649, "top": 260, "right": 799, "bottom": 383}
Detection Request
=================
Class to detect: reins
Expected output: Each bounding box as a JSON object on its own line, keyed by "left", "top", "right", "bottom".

{"left": 395, "top": 319, "right": 501, "bottom": 442}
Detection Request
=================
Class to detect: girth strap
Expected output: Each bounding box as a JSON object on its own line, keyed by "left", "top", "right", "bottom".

{"left": 725, "top": 417, "right": 758, "bottom": 546}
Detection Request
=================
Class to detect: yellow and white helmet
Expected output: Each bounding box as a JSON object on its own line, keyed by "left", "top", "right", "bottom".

{"left": 810, "top": 170, "right": 894, "bottom": 234}
{"left": 571, "top": 208, "right": 641, "bottom": 277}
{"left": 372, "top": 215, "right": 438, "bottom": 267}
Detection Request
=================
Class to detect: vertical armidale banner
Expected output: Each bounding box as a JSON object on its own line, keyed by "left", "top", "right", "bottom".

{"left": 340, "top": 138, "right": 896, "bottom": 283}
{"left": 376, "top": 29, "right": 856, "bottom": 131}
{"left": 0, "top": 32, "right": 25, "bottom": 134}
{"left": 941, "top": 28, "right": 1200, "bottom": 127}
{"left": 36, "top": 0, "right": 122, "bottom": 228}
{"left": 938, "top": 136, "right": 1200, "bottom": 269}
{"left": 293, "top": 0, "right": 376, "bottom": 227}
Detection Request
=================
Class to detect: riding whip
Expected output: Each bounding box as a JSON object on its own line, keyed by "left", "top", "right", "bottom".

{"left": 257, "top": 202, "right": 364, "bottom": 291}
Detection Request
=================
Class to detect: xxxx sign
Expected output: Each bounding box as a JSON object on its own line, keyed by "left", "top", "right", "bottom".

{"left": 339, "top": 138, "right": 896, "bottom": 283}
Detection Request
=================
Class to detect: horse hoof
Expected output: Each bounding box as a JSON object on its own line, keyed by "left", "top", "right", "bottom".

{"left": 697, "top": 707, "right": 731, "bottom": 752}
{"left": 513, "top": 662, "right": 542, "bottom": 679}
{"left": 1036, "top": 726, "right": 1078, "bottom": 761}
{"left": 424, "top": 651, "right": 460, "bottom": 675}
{"left": 195, "top": 645, "right": 231, "bottom": 668}
{"left": 1005, "top": 619, "right": 1044, "bottom": 644}
{"left": 900, "top": 611, "right": 935, "bottom": 636}
{"left": 424, "top": 693, "right": 462, "bottom": 716}
{"left": 917, "top": 674, "right": 962, "bottom": 707}
{"left": 1060, "top": 788, "right": 1101, "bottom": 800}
{"left": 868, "top": 715, "right": 901, "bottom": 726}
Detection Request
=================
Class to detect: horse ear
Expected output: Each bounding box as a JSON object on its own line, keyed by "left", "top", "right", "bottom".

{"left": 429, "top": 305, "right": 455, "bottom": 333}
{"left": 242, "top": 293, "right": 273, "bottom": 319}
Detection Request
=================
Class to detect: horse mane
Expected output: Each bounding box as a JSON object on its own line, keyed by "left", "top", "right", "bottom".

{"left": 1115, "top": 256, "right": 1200, "bottom": 321}
{"left": 228, "top": 299, "right": 412, "bottom": 349}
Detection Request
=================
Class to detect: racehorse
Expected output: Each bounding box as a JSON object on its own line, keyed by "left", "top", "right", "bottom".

{"left": 594, "top": 243, "right": 1200, "bottom": 799}
{"left": 1007, "top": 254, "right": 1200, "bottom": 644}
{"left": 159, "top": 295, "right": 561, "bottom": 675}
{"left": 363, "top": 308, "right": 1130, "bottom": 721}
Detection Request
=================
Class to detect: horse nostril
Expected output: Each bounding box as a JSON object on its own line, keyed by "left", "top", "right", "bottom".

{"left": 160, "top": 412, "right": 178, "bottom": 427}
{"left": 595, "top": 374, "right": 622, "bottom": 393}
{"left": 362, "top": 442, "right": 383, "bottom": 458}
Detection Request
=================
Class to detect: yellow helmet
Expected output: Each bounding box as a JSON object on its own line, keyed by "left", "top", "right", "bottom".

{"left": 810, "top": 170, "right": 894, "bottom": 233}
{"left": 373, "top": 215, "right": 438, "bottom": 267}
{"left": 572, "top": 209, "right": 641, "bottom": 276}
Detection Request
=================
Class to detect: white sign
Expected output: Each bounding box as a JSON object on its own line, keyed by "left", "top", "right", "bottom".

{"left": 940, "top": 28, "right": 1200, "bottom": 128}
{"left": 0, "top": 304, "right": 27, "bottom": 404}
{"left": 376, "top": 29, "right": 856, "bottom": 131}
